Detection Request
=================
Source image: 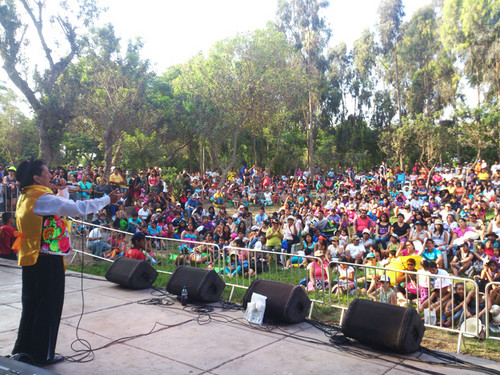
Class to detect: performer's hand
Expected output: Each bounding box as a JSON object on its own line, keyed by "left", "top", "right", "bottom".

{"left": 53, "top": 178, "right": 67, "bottom": 190}
{"left": 109, "top": 189, "right": 125, "bottom": 204}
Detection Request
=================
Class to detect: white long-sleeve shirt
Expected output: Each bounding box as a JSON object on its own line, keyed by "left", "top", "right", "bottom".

{"left": 33, "top": 187, "right": 110, "bottom": 217}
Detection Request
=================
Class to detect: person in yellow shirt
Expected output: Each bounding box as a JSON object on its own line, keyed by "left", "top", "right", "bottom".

{"left": 109, "top": 167, "right": 124, "bottom": 190}
{"left": 477, "top": 168, "right": 489, "bottom": 183}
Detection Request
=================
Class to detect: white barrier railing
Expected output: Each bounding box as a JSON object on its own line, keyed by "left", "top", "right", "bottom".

{"left": 485, "top": 281, "right": 500, "bottom": 340}
{"left": 68, "top": 219, "right": 487, "bottom": 352}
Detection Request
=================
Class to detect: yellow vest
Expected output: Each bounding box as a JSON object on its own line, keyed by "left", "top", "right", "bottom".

{"left": 15, "top": 185, "right": 54, "bottom": 266}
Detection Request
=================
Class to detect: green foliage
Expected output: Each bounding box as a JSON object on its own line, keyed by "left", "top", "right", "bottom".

{"left": 161, "top": 167, "right": 184, "bottom": 201}
{"left": 0, "top": 0, "right": 101, "bottom": 165}
{"left": 0, "top": 0, "right": 498, "bottom": 171}
{"left": 0, "top": 88, "right": 37, "bottom": 165}
{"left": 120, "top": 129, "right": 163, "bottom": 173}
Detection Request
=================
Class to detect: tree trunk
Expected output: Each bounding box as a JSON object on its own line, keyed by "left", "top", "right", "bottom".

{"left": 395, "top": 54, "right": 402, "bottom": 126}
{"left": 111, "top": 141, "right": 123, "bottom": 167}
{"left": 253, "top": 135, "right": 258, "bottom": 166}
{"left": 103, "top": 126, "right": 114, "bottom": 179}
{"left": 38, "top": 118, "right": 52, "bottom": 165}
{"left": 216, "top": 130, "right": 241, "bottom": 188}
{"left": 308, "top": 91, "right": 314, "bottom": 173}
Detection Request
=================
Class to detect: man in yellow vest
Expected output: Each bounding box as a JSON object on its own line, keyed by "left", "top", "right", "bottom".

{"left": 10, "top": 159, "right": 123, "bottom": 366}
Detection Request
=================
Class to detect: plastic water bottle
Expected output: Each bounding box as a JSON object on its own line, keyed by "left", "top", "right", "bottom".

{"left": 181, "top": 286, "right": 188, "bottom": 306}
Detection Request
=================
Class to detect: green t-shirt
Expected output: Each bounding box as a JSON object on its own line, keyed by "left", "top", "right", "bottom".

{"left": 265, "top": 228, "right": 283, "bottom": 247}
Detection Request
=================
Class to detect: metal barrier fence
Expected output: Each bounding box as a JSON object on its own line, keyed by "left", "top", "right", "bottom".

{"left": 0, "top": 184, "right": 20, "bottom": 213}
{"left": 485, "top": 281, "right": 500, "bottom": 341}
{"left": 68, "top": 219, "right": 492, "bottom": 352}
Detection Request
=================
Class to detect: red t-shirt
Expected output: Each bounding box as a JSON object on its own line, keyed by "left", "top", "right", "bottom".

{"left": 0, "top": 224, "right": 15, "bottom": 255}
{"left": 124, "top": 248, "right": 146, "bottom": 261}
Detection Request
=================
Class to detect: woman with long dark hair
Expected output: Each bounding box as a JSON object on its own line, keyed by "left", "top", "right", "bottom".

{"left": 11, "top": 159, "right": 122, "bottom": 365}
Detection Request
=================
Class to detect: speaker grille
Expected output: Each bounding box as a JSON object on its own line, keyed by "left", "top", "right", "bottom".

{"left": 166, "top": 266, "right": 225, "bottom": 302}
{"left": 341, "top": 298, "right": 424, "bottom": 354}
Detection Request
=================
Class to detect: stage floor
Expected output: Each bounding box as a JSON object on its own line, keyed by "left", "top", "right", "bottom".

{"left": 1, "top": 258, "right": 498, "bottom": 375}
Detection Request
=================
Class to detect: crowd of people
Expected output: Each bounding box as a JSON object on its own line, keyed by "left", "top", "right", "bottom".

{"left": 2, "top": 160, "right": 500, "bottom": 329}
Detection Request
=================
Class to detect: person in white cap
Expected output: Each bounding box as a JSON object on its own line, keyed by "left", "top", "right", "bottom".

{"left": 369, "top": 275, "right": 396, "bottom": 305}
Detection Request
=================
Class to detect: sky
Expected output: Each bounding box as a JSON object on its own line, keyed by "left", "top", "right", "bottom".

{"left": 98, "top": 0, "right": 432, "bottom": 73}
{"left": 1, "top": 0, "right": 435, "bottom": 112}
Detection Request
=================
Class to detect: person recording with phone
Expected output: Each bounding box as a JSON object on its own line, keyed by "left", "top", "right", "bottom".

{"left": 265, "top": 218, "right": 284, "bottom": 265}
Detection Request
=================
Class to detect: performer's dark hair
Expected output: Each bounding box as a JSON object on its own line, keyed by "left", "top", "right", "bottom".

{"left": 16, "top": 159, "right": 46, "bottom": 189}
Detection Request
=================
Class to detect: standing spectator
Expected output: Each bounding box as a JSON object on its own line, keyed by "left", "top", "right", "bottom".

{"left": 3, "top": 166, "right": 19, "bottom": 211}
{"left": 78, "top": 174, "right": 93, "bottom": 200}
{"left": 109, "top": 167, "right": 124, "bottom": 191}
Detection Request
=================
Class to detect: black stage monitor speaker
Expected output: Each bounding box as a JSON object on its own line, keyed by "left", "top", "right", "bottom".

{"left": 341, "top": 298, "right": 425, "bottom": 354}
{"left": 242, "top": 279, "right": 311, "bottom": 324}
{"left": 105, "top": 257, "right": 158, "bottom": 289}
{"left": 0, "top": 356, "right": 59, "bottom": 375}
{"left": 166, "top": 266, "right": 226, "bottom": 303}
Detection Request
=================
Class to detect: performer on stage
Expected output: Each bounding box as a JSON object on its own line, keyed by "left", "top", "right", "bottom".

{"left": 11, "top": 159, "right": 123, "bottom": 365}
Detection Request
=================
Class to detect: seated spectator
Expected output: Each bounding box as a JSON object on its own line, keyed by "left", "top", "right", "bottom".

{"left": 391, "top": 213, "right": 411, "bottom": 242}
{"left": 418, "top": 261, "right": 452, "bottom": 316}
{"left": 0, "top": 212, "right": 16, "bottom": 260}
{"left": 395, "top": 258, "right": 418, "bottom": 306}
{"left": 353, "top": 209, "right": 374, "bottom": 237}
{"left": 450, "top": 242, "right": 474, "bottom": 276}
{"left": 475, "top": 259, "right": 500, "bottom": 293}
{"left": 331, "top": 256, "right": 354, "bottom": 295}
{"left": 127, "top": 211, "right": 143, "bottom": 234}
{"left": 467, "top": 242, "right": 490, "bottom": 277}
{"left": 326, "top": 236, "right": 343, "bottom": 262}
{"left": 87, "top": 226, "right": 111, "bottom": 258}
{"left": 138, "top": 202, "right": 151, "bottom": 223}
{"left": 368, "top": 275, "right": 396, "bottom": 305}
{"left": 374, "top": 212, "right": 391, "bottom": 250}
{"left": 124, "top": 232, "right": 147, "bottom": 261}
{"left": 251, "top": 234, "right": 270, "bottom": 274}
{"left": 420, "top": 239, "right": 444, "bottom": 269}
{"left": 345, "top": 235, "right": 365, "bottom": 264}
{"left": 307, "top": 249, "right": 331, "bottom": 292}
{"left": 441, "top": 282, "right": 465, "bottom": 328}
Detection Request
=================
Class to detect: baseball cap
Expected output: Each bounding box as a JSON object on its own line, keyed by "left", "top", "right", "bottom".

{"left": 366, "top": 253, "right": 376, "bottom": 259}
{"left": 362, "top": 228, "right": 371, "bottom": 234}
{"left": 379, "top": 275, "right": 391, "bottom": 283}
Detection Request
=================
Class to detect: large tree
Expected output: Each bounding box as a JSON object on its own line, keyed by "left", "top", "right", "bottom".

{"left": 0, "top": 0, "right": 99, "bottom": 165}
{"left": 441, "top": 0, "right": 500, "bottom": 106}
{"left": 377, "top": 0, "right": 405, "bottom": 125}
{"left": 73, "top": 25, "right": 157, "bottom": 177}
{"left": 176, "top": 26, "right": 307, "bottom": 181}
{"left": 276, "top": 0, "right": 331, "bottom": 172}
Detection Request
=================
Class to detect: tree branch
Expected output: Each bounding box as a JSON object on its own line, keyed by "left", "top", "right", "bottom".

{"left": 20, "top": 0, "right": 54, "bottom": 68}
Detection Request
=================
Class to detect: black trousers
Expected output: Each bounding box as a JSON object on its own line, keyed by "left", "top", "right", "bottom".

{"left": 13, "top": 255, "right": 65, "bottom": 364}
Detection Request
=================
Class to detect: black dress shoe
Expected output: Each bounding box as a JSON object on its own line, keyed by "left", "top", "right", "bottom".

{"left": 42, "top": 354, "right": 64, "bottom": 365}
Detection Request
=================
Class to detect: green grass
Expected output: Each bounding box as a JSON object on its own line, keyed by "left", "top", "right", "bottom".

{"left": 68, "top": 256, "right": 500, "bottom": 361}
